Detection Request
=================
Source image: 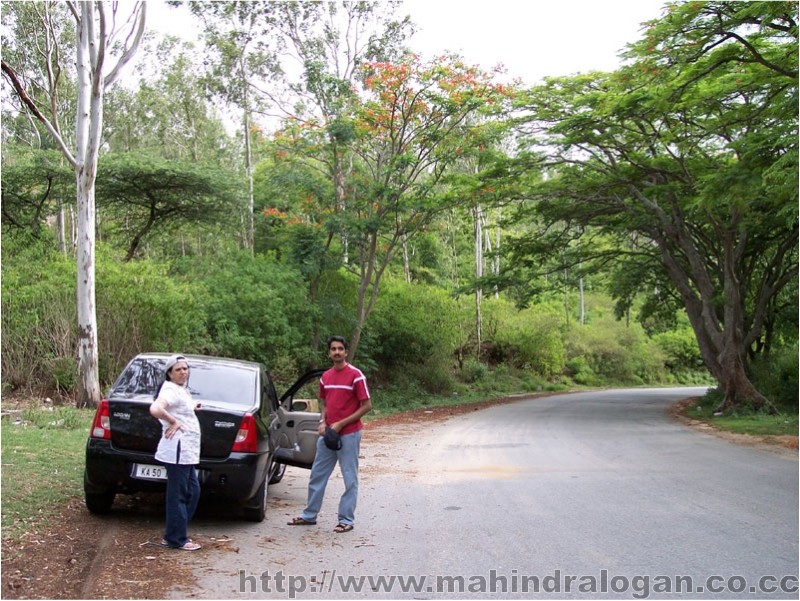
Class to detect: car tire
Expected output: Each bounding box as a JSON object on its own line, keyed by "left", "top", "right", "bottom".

{"left": 85, "top": 489, "right": 116, "bottom": 514}
{"left": 268, "top": 460, "right": 286, "bottom": 485}
{"left": 83, "top": 470, "right": 116, "bottom": 514}
{"left": 242, "top": 476, "right": 268, "bottom": 522}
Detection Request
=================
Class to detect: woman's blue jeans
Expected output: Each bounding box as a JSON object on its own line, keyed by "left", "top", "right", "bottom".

{"left": 300, "top": 429, "right": 362, "bottom": 526}
{"left": 163, "top": 463, "right": 200, "bottom": 547}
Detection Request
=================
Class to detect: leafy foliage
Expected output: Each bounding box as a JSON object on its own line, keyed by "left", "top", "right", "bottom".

{"left": 367, "top": 278, "right": 460, "bottom": 391}
{"left": 96, "top": 153, "right": 242, "bottom": 261}
{"left": 173, "top": 251, "right": 321, "bottom": 383}
{"left": 566, "top": 315, "right": 667, "bottom": 386}
{"left": 506, "top": 1, "right": 798, "bottom": 409}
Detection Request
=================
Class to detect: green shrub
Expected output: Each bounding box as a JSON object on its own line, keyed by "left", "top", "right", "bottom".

{"left": 97, "top": 248, "right": 208, "bottom": 382}
{"left": 566, "top": 314, "right": 667, "bottom": 385}
{"left": 565, "top": 356, "right": 598, "bottom": 386}
{"left": 49, "top": 357, "right": 78, "bottom": 394}
{"left": 177, "top": 250, "right": 319, "bottom": 376}
{"left": 1, "top": 239, "right": 210, "bottom": 394}
{"left": 652, "top": 321, "right": 706, "bottom": 375}
{"left": 748, "top": 344, "right": 799, "bottom": 412}
{"left": 461, "top": 357, "right": 488, "bottom": 383}
{"left": 490, "top": 301, "right": 565, "bottom": 377}
{"left": 368, "top": 277, "right": 460, "bottom": 389}
{"left": 1, "top": 240, "right": 77, "bottom": 394}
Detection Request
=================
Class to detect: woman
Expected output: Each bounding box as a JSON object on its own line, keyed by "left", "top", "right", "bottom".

{"left": 149, "top": 355, "right": 202, "bottom": 551}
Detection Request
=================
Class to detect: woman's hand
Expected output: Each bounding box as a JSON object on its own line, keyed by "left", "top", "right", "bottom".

{"left": 165, "top": 421, "right": 184, "bottom": 439}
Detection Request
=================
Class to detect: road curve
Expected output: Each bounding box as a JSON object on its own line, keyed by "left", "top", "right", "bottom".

{"left": 175, "top": 387, "right": 798, "bottom": 599}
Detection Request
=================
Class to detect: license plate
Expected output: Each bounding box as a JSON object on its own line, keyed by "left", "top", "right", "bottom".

{"left": 132, "top": 463, "right": 167, "bottom": 481}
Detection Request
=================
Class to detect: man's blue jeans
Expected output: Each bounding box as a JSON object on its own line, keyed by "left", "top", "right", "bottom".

{"left": 301, "top": 429, "right": 362, "bottom": 526}
{"left": 164, "top": 463, "right": 200, "bottom": 547}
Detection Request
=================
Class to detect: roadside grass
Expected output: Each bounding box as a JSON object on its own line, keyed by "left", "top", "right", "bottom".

{"left": 1, "top": 406, "right": 94, "bottom": 541}
{"left": 686, "top": 402, "right": 799, "bottom": 437}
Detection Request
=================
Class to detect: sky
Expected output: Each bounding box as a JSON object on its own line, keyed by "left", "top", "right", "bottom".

{"left": 400, "top": 0, "right": 667, "bottom": 84}
{"left": 146, "top": 0, "right": 668, "bottom": 86}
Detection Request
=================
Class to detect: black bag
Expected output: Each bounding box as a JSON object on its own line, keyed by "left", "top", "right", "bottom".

{"left": 323, "top": 426, "right": 342, "bottom": 451}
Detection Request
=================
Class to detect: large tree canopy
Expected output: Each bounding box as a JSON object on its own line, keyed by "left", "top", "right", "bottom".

{"left": 96, "top": 154, "right": 241, "bottom": 261}
{"left": 509, "top": 1, "right": 798, "bottom": 411}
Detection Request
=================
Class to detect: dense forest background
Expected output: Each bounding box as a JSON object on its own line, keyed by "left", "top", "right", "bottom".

{"left": 2, "top": 1, "right": 797, "bottom": 414}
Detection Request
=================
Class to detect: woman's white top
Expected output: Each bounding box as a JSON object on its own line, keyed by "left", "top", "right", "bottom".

{"left": 154, "top": 381, "right": 201, "bottom": 465}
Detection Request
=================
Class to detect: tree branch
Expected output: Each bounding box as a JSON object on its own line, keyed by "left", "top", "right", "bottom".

{"left": 1, "top": 60, "right": 77, "bottom": 167}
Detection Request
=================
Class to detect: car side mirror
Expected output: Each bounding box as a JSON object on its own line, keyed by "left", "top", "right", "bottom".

{"left": 289, "top": 399, "right": 318, "bottom": 412}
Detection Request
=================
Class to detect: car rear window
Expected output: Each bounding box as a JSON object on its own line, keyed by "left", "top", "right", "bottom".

{"left": 110, "top": 357, "right": 258, "bottom": 407}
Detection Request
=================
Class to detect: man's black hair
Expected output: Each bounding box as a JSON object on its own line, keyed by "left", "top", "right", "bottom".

{"left": 326, "top": 335, "right": 348, "bottom": 350}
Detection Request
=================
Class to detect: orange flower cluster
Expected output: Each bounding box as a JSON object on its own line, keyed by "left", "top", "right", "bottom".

{"left": 262, "top": 207, "right": 288, "bottom": 219}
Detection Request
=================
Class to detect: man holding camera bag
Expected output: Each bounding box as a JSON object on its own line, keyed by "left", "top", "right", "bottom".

{"left": 288, "top": 336, "right": 372, "bottom": 533}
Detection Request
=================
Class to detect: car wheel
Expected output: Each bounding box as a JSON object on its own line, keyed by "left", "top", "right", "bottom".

{"left": 268, "top": 459, "right": 286, "bottom": 485}
{"left": 242, "top": 476, "right": 268, "bottom": 522}
{"left": 84, "top": 489, "right": 116, "bottom": 514}
{"left": 83, "top": 470, "right": 115, "bottom": 514}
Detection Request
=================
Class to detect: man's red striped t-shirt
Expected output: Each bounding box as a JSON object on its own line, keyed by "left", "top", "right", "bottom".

{"left": 319, "top": 363, "right": 370, "bottom": 436}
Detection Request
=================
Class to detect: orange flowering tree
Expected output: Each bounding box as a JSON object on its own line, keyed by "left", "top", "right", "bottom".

{"left": 343, "top": 53, "right": 514, "bottom": 356}
{"left": 262, "top": 53, "right": 514, "bottom": 358}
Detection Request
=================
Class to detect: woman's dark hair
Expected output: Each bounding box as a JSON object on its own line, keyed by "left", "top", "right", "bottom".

{"left": 326, "top": 335, "right": 348, "bottom": 350}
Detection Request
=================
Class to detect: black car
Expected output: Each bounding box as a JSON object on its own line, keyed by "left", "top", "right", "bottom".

{"left": 84, "top": 353, "right": 323, "bottom": 521}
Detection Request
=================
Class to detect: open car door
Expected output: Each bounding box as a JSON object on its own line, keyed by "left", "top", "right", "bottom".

{"left": 271, "top": 369, "right": 324, "bottom": 469}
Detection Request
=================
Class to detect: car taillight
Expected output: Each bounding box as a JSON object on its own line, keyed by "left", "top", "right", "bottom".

{"left": 231, "top": 413, "right": 258, "bottom": 453}
{"left": 90, "top": 400, "right": 111, "bottom": 439}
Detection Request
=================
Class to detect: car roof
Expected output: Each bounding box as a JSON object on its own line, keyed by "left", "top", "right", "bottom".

{"left": 134, "top": 353, "right": 263, "bottom": 372}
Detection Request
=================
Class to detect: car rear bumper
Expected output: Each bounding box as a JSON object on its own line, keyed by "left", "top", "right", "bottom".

{"left": 84, "top": 438, "right": 269, "bottom": 502}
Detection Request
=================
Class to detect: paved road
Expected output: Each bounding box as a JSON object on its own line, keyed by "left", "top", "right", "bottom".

{"left": 175, "top": 388, "right": 798, "bottom": 599}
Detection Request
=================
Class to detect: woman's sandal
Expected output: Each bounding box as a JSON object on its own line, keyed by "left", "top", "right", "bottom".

{"left": 178, "top": 541, "right": 201, "bottom": 551}
{"left": 333, "top": 523, "right": 354, "bottom": 533}
{"left": 160, "top": 538, "right": 201, "bottom": 551}
{"left": 287, "top": 517, "right": 317, "bottom": 526}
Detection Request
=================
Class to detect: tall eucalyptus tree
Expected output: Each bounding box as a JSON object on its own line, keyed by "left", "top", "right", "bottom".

{"left": 2, "top": 1, "right": 146, "bottom": 406}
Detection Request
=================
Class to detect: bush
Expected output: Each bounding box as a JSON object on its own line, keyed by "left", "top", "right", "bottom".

{"left": 489, "top": 300, "right": 565, "bottom": 377}
{"left": 97, "top": 248, "right": 208, "bottom": 383}
{"left": 175, "top": 250, "right": 319, "bottom": 381}
{"left": 566, "top": 314, "right": 668, "bottom": 385}
{"left": 460, "top": 357, "right": 488, "bottom": 383}
{"left": 1, "top": 238, "right": 209, "bottom": 395}
{"left": 1, "top": 238, "right": 77, "bottom": 394}
{"left": 748, "top": 344, "right": 799, "bottom": 412}
{"left": 652, "top": 318, "right": 710, "bottom": 384}
{"left": 368, "top": 278, "right": 460, "bottom": 390}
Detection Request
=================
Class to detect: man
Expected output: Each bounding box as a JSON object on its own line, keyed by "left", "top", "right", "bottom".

{"left": 288, "top": 336, "right": 372, "bottom": 533}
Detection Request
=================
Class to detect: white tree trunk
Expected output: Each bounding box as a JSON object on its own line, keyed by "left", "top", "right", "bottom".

{"left": 402, "top": 234, "right": 411, "bottom": 283}
{"left": 243, "top": 99, "right": 255, "bottom": 251}
{"left": 73, "top": 2, "right": 101, "bottom": 406}
{"left": 493, "top": 207, "right": 501, "bottom": 298}
{"left": 474, "top": 205, "right": 484, "bottom": 358}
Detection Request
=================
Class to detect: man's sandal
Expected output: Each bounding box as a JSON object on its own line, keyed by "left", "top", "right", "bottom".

{"left": 333, "top": 523, "right": 354, "bottom": 533}
{"left": 287, "top": 517, "right": 317, "bottom": 526}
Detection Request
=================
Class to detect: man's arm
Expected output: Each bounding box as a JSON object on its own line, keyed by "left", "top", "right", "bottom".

{"left": 317, "top": 400, "right": 327, "bottom": 435}
{"left": 330, "top": 397, "right": 372, "bottom": 433}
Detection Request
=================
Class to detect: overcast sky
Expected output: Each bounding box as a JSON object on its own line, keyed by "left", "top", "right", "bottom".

{"left": 147, "top": 0, "right": 667, "bottom": 86}
{"left": 400, "top": 0, "right": 667, "bottom": 84}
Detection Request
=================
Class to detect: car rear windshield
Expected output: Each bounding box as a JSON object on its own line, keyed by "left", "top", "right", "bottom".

{"left": 110, "top": 357, "right": 258, "bottom": 407}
